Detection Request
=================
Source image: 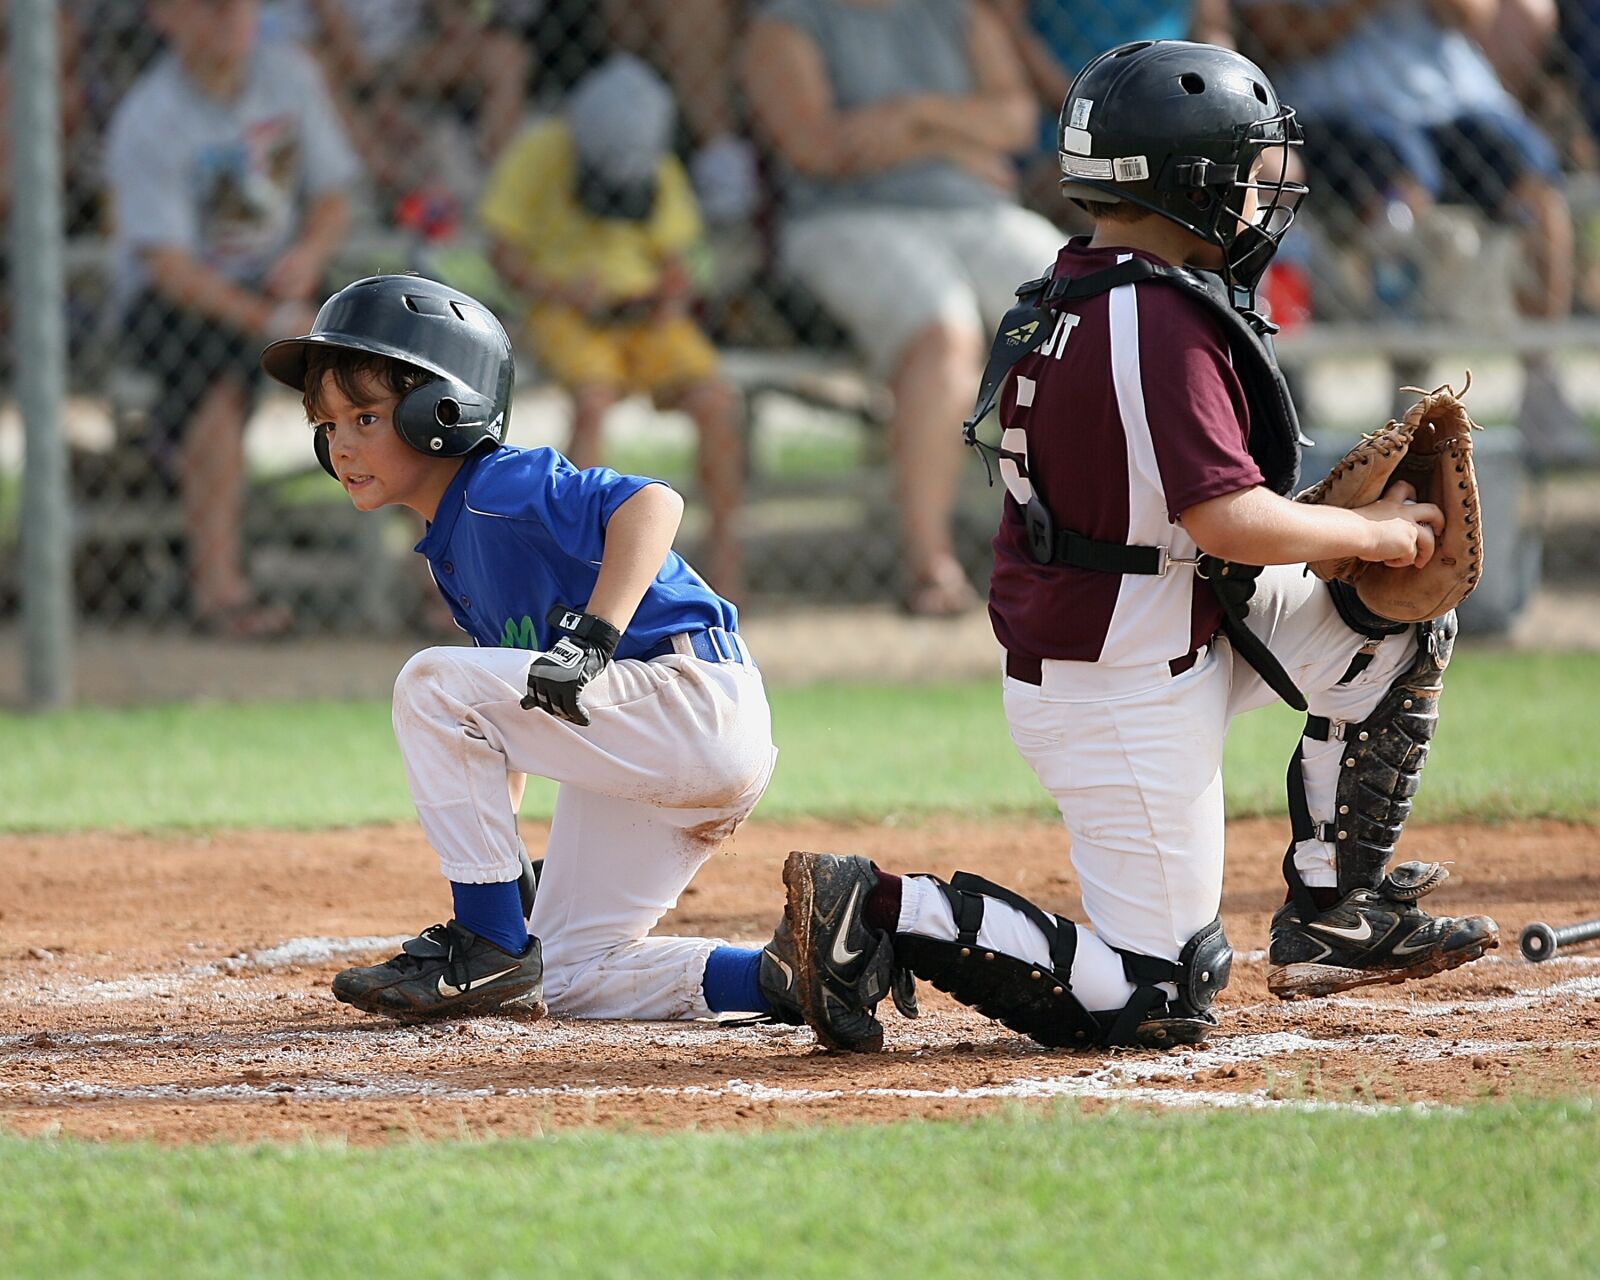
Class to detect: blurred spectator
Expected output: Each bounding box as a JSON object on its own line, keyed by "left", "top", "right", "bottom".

{"left": 988, "top": 0, "right": 1235, "bottom": 216}
{"left": 742, "top": 0, "right": 1062, "bottom": 616}
{"left": 1464, "top": 0, "right": 1559, "bottom": 102}
{"left": 262, "top": 0, "right": 531, "bottom": 208}
{"left": 106, "top": 0, "right": 359, "bottom": 636}
{"left": 479, "top": 54, "right": 746, "bottom": 598}
{"left": 1238, "top": 0, "right": 1592, "bottom": 465}
{"left": 604, "top": 0, "right": 760, "bottom": 225}
{"left": 1569, "top": 0, "right": 1600, "bottom": 144}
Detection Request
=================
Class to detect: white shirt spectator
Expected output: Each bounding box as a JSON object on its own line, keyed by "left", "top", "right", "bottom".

{"left": 106, "top": 38, "right": 360, "bottom": 311}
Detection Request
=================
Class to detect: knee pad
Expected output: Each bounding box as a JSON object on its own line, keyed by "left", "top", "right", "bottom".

{"left": 1285, "top": 612, "right": 1456, "bottom": 912}
{"left": 892, "top": 872, "right": 1232, "bottom": 1049}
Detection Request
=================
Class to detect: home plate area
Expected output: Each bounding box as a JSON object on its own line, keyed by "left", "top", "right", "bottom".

{"left": 3, "top": 817, "right": 1599, "bottom": 1143}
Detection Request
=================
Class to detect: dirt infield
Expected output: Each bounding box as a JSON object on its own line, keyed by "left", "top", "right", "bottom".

{"left": 3, "top": 817, "right": 1598, "bottom": 1144}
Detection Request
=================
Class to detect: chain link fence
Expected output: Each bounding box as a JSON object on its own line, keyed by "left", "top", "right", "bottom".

{"left": 3, "top": 0, "right": 1598, "bottom": 658}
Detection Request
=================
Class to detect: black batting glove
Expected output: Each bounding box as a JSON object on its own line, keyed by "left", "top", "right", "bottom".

{"left": 520, "top": 606, "right": 622, "bottom": 727}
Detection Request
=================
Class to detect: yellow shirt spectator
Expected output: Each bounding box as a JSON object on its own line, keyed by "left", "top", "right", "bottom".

{"left": 479, "top": 121, "right": 703, "bottom": 307}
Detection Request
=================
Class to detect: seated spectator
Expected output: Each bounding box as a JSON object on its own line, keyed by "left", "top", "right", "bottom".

{"left": 1465, "top": 0, "right": 1560, "bottom": 103}
{"left": 988, "top": 0, "right": 1235, "bottom": 216}
{"left": 106, "top": 0, "right": 359, "bottom": 636}
{"left": 262, "top": 0, "right": 530, "bottom": 208}
{"left": 1238, "top": 0, "right": 1592, "bottom": 465}
{"left": 522, "top": 0, "right": 760, "bottom": 226}
{"left": 603, "top": 0, "right": 760, "bottom": 225}
{"left": 742, "top": 0, "right": 1063, "bottom": 615}
{"left": 478, "top": 54, "right": 745, "bottom": 598}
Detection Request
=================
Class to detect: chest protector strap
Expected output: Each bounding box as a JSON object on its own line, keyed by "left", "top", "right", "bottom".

{"left": 964, "top": 260, "right": 1307, "bottom": 709}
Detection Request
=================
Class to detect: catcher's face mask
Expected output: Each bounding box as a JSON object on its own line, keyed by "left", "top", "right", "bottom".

{"left": 1056, "top": 42, "right": 1310, "bottom": 317}
{"left": 1213, "top": 110, "right": 1309, "bottom": 298}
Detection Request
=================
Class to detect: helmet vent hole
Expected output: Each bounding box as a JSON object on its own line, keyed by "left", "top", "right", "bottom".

{"left": 403, "top": 294, "right": 450, "bottom": 316}
{"left": 1253, "top": 81, "right": 1270, "bottom": 103}
{"left": 434, "top": 397, "right": 461, "bottom": 426}
{"left": 1180, "top": 73, "right": 1206, "bottom": 95}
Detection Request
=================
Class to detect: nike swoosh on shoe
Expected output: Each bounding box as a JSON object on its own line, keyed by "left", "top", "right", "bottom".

{"left": 1307, "top": 918, "right": 1375, "bottom": 943}
{"left": 827, "top": 882, "right": 865, "bottom": 966}
{"left": 436, "top": 963, "right": 523, "bottom": 998}
{"left": 766, "top": 950, "right": 795, "bottom": 989}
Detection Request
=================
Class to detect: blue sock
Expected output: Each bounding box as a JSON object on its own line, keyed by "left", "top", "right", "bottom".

{"left": 450, "top": 880, "right": 530, "bottom": 956}
{"left": 702, "top": 945, "right": 770, "bottom": 1014}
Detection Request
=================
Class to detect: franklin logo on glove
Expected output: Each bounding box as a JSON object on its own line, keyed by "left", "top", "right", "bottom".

{"left": 521, "top": 606, "right": 622, "bottom": 726}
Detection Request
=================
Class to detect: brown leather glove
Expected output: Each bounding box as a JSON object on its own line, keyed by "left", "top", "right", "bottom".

{"left": 1296, "top": 375, "right": 1483, "bottom": 623}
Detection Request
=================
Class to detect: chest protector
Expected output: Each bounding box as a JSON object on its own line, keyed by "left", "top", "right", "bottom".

{"left": 966, "top": 258, "right": 1308, "bottom": 707}
{"left": 967, "top": 257, "right": 1300, "bottom": 493}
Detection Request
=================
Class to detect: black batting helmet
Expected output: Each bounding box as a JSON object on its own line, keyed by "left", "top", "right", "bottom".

{"left": 260, "top": 274, "right": 515, "bottom": 478}
{"left": 1057, "top": 41, "right": 1307, "bottom": 307}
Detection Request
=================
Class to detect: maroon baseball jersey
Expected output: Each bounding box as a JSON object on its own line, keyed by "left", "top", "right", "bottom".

{"left": 989, "top": 240, "right": 1265, "bottom": 667}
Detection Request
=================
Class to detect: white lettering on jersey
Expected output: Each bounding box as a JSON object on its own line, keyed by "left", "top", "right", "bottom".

{"left": 1038, "top": 312, "right": 1080, "bottom": 360}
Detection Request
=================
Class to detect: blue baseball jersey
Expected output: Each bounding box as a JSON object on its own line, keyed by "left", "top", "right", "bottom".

{"left": 414, "top": 445, "right": 737, "bottom": 656}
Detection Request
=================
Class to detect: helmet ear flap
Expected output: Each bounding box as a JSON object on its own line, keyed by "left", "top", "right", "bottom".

{"left": 313, "top": 424, "right": 336, "bottom": 478}
{"left": 394, "top": 378, "right": 501, "bottom": 457}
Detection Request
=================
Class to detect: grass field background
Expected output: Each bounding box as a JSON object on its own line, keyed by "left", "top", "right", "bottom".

{"left": 0, "top": 649, "right": 1595, "bottom": 833}
{"left": 3, "top": 1103, "right": 1596, "bottom": 1279}
{"left": 2, "top": 648, "right": 1597, "bottom": 1278}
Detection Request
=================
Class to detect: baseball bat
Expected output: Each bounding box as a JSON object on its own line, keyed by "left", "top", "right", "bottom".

{"left": 1519, "top": 917, "right": 1600, "bottom": 963}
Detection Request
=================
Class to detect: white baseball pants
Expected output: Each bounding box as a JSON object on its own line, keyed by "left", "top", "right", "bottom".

{"left": 390, "top": 638, "right": 776, "bottom": 1020}
{"left": 898, "top": 566, "right": 1421, "bottom": 1012}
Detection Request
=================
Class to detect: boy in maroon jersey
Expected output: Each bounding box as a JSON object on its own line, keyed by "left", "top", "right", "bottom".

{"left": 766, "top": 41, "right": 1499, "bottom": 1055}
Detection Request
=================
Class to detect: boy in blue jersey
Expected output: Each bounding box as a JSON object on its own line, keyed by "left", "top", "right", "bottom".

{"left": 258, "top": 275, "right": 825, "bottom": 1028}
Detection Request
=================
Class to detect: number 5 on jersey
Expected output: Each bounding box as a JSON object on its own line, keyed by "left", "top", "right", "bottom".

{"left": 1000, "top": 313, "right": 1078, "bottom": 504}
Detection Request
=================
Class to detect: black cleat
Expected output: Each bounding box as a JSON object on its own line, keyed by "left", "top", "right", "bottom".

{"left": 1269, "top": 863, "right": 1498, "bottom": 999}
{"left": 783, "top": 851, "right": 895, "bottom": 1052}
{"left": 332, "top": 920, "right": 545, "bottom": 1020}
{"left": 757, "top": 915, "right": 806, "bottom": 1026}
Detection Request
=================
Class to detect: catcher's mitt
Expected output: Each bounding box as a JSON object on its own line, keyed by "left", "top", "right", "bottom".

{"left": 1296, "top": 374, "right": 1483, "bottom": 623}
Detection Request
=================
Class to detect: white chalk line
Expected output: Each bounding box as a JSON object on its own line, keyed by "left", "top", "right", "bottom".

{"left": 11, "top": 1028, "right": 1600, "bottom": 1115}
{"left": 0, "top": 935, "right": 412, "bottom": 1004}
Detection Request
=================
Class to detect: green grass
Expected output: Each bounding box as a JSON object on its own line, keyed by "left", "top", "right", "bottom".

{"left": 0, "top": 650, "right": 1596, "bottom": 832}
{"left": 3, "top": 1101, "right": 1596, "bottom": 1279}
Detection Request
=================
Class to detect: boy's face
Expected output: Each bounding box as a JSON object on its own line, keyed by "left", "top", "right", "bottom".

{"left": 152, "top": 0, "right": 258, "bottom": 75}
{"left": 312, "top": 372, "right": 450, "bottom": 516}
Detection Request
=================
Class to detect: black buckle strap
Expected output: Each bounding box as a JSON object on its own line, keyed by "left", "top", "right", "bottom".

{"left": 950, "top": 872, "right": 1077, "bottom": 975}
{"left": 1023, "top": 497, "right": 1193, "bottom": 574}
{"left": 1040, "top": 259, "right": 1155, "bottom": 303}
{"left": 1106, "top": 948, "right": 1181, "bottom": 1046}
{"left": 1204, "top": 558, "right": 1307, "bottom": 711}
{"left": 1282, "top": 741, "right": 1324, "bottom": 921}
{"left": 937, "top": 882, "right": 985, "bottom": 947}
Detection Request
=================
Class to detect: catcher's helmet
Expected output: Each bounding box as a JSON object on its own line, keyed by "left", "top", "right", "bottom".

{"left": 1057, "top": 41, "right": 1307, "bottom": 308}
{"left": 260, "top": 274, "right": 515, "bottom": 478}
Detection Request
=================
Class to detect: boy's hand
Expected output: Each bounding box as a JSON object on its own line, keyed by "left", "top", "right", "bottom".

{"left": 1354, "top": 481, "right": 1444, "bottom": 568}
{"left": 1296, "top": 377, "right": 1483, "bottom": 622}
{"left": 520, "top": 608, "right": 622, "bottom": 727}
